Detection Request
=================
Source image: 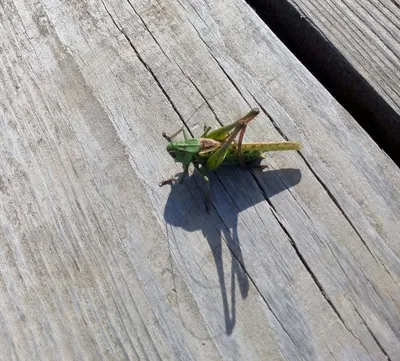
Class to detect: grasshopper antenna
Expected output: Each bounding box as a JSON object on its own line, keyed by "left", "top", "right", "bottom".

{"left": 162, "top": 127, "right": 184, "bottom": 142}
{"left": 182, "top": 87, "right": 234, "bottom": 129}
{"left": 162, "top": 89, "right": 231, "bottom": 143}
{"left": 161, "top": 87, "right": 232, "bottom": 140}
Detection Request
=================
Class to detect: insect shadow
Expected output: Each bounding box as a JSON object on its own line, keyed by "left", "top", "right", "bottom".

{"left": 163, "top": 166, "right": 302, "bottom": 335}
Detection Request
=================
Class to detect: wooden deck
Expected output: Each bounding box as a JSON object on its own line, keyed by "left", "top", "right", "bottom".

{"left": 1, "top": 0, "right": 399, "bottom": 360}
{"left": 248, "top": 0, "right": 400, "bottom": 163}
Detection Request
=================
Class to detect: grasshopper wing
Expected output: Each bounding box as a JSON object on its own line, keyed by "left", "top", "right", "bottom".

{"left": 205, "top": 146, "right": 230, "bottom": 170}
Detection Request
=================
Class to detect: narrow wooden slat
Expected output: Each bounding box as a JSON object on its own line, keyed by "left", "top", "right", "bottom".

{"left": 248, "top": 0, "right": 400, "bottom": 163}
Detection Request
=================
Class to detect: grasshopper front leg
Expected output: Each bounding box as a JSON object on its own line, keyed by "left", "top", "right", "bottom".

{"left": 159, "top": 163, "right": 190, "bottom": 187}
{"left": 201, "top": 125, "right": 212, "bottom": 137}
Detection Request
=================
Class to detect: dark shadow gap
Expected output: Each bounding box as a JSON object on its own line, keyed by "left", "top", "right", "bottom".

{"left": 246, "top": 0, "right": 400, "bottom": 165}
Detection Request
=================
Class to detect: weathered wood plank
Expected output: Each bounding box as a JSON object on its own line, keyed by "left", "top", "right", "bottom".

{"left": 0, "top": 0, "right": 399, "bottom": 360}
{"left": 248, "top": 0, "right": 400, "bottom": 163}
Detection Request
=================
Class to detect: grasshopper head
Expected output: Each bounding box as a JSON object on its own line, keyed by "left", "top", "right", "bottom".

{"left": 166, "top": 139, "right": 201, "bottom": 164}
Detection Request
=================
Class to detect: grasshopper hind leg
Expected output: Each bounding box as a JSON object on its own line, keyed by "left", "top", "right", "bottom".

{"left": 236, "top": 108, "right": 260, "bottom": 166}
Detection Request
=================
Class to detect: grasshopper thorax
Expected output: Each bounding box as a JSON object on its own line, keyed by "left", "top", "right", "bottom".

{"left": 166, "top": 138, "right": 202, "bottom": 164}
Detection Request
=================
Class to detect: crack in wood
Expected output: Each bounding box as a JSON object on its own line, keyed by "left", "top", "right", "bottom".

{"left": 101, "top": 0, "right": 192, "bottom": 136}
{"left": 350, "top": 299, "right": 392, "bottom": 361}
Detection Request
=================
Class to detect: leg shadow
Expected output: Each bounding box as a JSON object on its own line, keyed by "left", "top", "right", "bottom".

{"left": 163, "top": 167, "right": 302, "bottom": 334}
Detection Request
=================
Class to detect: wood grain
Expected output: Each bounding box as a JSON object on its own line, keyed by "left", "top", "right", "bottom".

{"left": 0, "top": 0, "right": 399, "bottom": 360}
{"left": 287, "top": 0, "right": 400, "bottom": 111}
{"left": 247, "top": 0, "right": 400, "bottom": 163}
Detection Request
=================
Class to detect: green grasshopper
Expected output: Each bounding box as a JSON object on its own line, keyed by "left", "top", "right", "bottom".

{"left": 160, "top": 108, "right": 301, "bottom": 209}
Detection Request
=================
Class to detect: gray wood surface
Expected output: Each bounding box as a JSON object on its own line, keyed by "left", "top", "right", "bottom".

{"left": 249, "top": 0, "right": 400, "bottom": 161}
{"left": 0, "top": 0, "right": 399, "bottom": 360}
{"left": 281, "top": 0, "right": 400, "bottom": 112}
